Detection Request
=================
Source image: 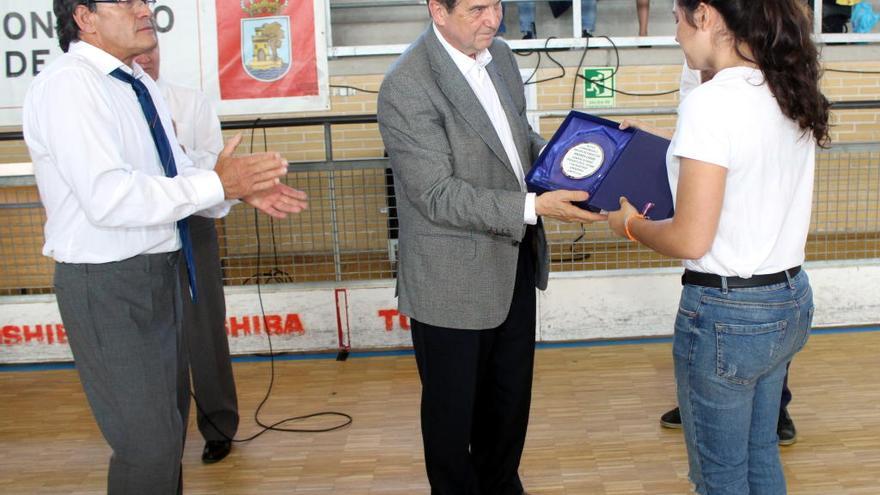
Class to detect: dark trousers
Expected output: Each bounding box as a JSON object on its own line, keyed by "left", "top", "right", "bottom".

{"left": 54, "top": 252, "right": 189, "bottom": 495}
{"left": 411, "top": 233, "right": 537, "bottom": 495}
{"left": 780, "top": 362, "right": 793, "bottom": 410}
{"left": 180, "top": 216, "right": 239, "bottom": 442}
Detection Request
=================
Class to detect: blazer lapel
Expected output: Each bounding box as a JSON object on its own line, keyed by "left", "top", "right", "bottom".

{"left": 426, "top": 29, "right": 516, "bottom": 178}
{"left": 486, "top": 62, "right": 532, "bottom": 172}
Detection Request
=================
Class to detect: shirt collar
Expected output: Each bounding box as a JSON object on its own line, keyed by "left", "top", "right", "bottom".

{"left": 69, "top": 40, "right": 147, "bottom": 79}
{"left": 432, "top": 23, "right": 493, "bottom": 78}
{"left": 712, "top": 65, "right": 764, "bottom": 85}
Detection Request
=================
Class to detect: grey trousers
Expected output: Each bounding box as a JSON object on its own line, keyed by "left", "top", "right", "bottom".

{"left": 55, "top": 252, "right": 190, "bottom": 495}
{"left": 180, "top": 216, "right": 239, "bottom": 442}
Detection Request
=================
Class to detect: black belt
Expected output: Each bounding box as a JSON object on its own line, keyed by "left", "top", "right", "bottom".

{"left": 682, "top": 266, "right": 801, "bottom": 288}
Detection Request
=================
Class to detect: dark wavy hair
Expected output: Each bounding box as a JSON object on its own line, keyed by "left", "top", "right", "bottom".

{"left": 55, "top": 0, "right": 95, "bottom": 53}
{"left": 433, "top": 0, "right": 459, "bottom": 11}
{"left": 677, "top": 0, "right": 830, "bottom": 146}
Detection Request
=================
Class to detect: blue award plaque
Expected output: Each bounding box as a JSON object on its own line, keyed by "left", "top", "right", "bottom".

{"left": 526, "top": 111, "right": 674, "bottom": 220}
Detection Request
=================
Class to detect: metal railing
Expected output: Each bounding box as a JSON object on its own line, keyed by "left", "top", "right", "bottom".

{"left": 325, "top": 0, "right": 880, "bottom": 57}
{"left": 1, "top": 110, "right": 879, "bottom": 295}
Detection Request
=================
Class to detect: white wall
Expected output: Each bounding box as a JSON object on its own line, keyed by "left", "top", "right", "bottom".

{"left": 2, "top": 261, "right": 877, "bottom": 364}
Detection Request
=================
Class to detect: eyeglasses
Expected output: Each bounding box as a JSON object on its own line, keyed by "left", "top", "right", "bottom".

{"left": 89, "top": 0, "right": 157, "bottom": 8}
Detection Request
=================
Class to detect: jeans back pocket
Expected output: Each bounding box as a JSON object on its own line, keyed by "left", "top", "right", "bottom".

{"left": 715, "top": 320, "right": 787, "bottom": 385}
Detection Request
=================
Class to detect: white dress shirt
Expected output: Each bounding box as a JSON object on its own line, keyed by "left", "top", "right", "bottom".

{"left": 158, "top": 79, "right": 224, "bottom": 172}
{"left": 679, "top": 63, "right": 702, "bottom": 101}
{"left": 158, "top": 79, "right": 234, "bottom": 218}
{"left": 433, "top": 24, "right": 537, "bottom": 225}
{"left": 23, "top": 41, "right": 230, "bottom": 264}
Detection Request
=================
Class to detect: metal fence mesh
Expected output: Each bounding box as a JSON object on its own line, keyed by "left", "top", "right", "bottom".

{"left": 1, "top": 143, "right": 878, "bottom": 296}
{"left": 809, "top": 144, "right": 880, "bottom": 261}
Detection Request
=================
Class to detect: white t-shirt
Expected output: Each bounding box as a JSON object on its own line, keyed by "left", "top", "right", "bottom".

{"left": 679, "top": 63, "right": 701, "bottom": 101}
{"left": 667, "top": 66, "right": 815, "bottom": 277}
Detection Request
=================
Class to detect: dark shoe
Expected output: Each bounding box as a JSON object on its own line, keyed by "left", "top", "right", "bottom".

{"left": 582, "top": 30, "right": 593, "bottom": 38}
{"left": 660, "top": 407, "right": 683, "bottom": 429}
{"left": 202, "top": 440, "right": 232, "bottom": 464}
{"left": 777, "top": 408, "right": 797, "bottom": 446}
{"left": 522, "top": 31, "right": 535, "bottom": 40}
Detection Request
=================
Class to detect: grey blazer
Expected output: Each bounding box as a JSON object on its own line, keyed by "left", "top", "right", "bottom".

{"left": 377, "top": 27, "right": 549, "bottom": 330}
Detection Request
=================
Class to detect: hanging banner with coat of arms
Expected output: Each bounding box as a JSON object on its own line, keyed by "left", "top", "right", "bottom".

{"left": 202, "top": 0, "right": 330, "bottom": 115}
{"left": 0, "top": 0, "right": 329, "bottom": 125}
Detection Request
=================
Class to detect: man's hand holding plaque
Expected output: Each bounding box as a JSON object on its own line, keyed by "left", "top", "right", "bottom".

{"left": 535, "top": 190, "right": 608, "bottom": 224}
{"left": 526, "top": 111, "right": 675, "bottom": 221}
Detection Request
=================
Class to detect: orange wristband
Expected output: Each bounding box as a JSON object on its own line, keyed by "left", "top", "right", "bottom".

{"left": 624, "top": 213, "right": 645, "bottom": 242}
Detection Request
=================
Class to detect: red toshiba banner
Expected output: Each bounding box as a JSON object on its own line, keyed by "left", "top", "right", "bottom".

{"left": 0, "top": 286, "right": 415, "bottom": 364}
{"left": 216, "top": 0, "right": 319, "bottom": 100}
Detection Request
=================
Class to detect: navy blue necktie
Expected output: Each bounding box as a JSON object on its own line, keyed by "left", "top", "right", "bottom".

{"left": 110, "top": 68, "right": 198, "bottom": 302}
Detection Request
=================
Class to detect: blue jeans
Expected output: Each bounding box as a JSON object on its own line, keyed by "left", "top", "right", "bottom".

{"left": 673, "top": 270, "right": 813, "bottom": 495}
{"left": 517, "top": 1, "right": 597, "bottom": 34}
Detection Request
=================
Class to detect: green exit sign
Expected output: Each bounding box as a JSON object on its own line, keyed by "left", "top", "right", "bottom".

{"left": 583, "top": 67, "right": 616, "bottom": 108}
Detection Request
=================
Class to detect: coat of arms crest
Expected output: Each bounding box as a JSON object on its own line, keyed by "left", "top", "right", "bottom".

{"left": 240, "top": 0, "right": 292, "bottom": 82}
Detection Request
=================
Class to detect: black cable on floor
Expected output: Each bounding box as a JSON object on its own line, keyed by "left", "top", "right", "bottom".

{"left": 188, "top": 120, "right": 353, "bottom": 443}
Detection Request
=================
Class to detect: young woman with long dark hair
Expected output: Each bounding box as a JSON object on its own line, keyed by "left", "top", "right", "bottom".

{"left": 608, "top": 1, "right": 830, "bottom": 493}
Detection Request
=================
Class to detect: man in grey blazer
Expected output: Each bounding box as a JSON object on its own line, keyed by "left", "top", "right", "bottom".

{"left": 378, "top": 1, "right": 603, "bottom": 493}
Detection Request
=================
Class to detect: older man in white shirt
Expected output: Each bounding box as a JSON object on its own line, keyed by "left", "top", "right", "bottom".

{"left": 134, "top": 42, "right": 239, "bottom": 465}
{"left": 22, "top": 1, "right": 306, "bottom": 493}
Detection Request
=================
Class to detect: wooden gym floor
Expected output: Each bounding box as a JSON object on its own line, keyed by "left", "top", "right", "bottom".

{"left": 1, "top": 329, "right": 879, "bottom": 494}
